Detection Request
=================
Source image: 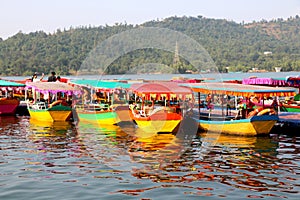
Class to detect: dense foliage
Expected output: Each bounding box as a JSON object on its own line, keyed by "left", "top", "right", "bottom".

{"left": 1, "top": 15, "right": 300, "bottom": 76}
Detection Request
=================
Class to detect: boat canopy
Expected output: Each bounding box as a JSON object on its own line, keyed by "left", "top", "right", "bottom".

{"left": 70, "top": 79, "right": 131, "bottom": 91}
{"left": 0, "top": 79, "right": 25, "bottom": 87}
{"left": 26, "top": 82, "right": 80, "bottom": 95}
{"left": 181, "top": 82, "right": 296, "bottom": 98}
{"left": 242, "top": 77, "right": 287, "bottom": 86}
{"left": 130, "top": 82, "right": 193, "bottom": 100}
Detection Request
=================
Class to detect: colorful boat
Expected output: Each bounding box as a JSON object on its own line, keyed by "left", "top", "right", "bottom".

{"left": 75, "top": 103, "right": 118, "bottom": 125}
{"left": 182, "top": 82, "right": 296, "bottom": 136}
{"left": 280, "top": 76, "right": 300, "bottom": 112}
{"left": 25, "top": 81, "right": 78, "bottom": 122}
{"left": 128, "top": 82, "right": 193, "bottom": 133}
{"left": 0, "top": 79, "right": 25, "bottom": 115}
{"left": 243, "top": 76, "right": 300, "bottom": 112}
{"left": 70, "top": 79, "right": 131, "bottom": 126}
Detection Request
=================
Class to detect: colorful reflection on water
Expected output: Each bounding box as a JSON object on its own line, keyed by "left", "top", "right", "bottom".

{"left": 0, "top": 116, "right": 299, "bottom": 199}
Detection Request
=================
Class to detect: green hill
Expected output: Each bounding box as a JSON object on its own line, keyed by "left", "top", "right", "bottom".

{"left": 0, "top": 15, "right": 300, "bottom": 76}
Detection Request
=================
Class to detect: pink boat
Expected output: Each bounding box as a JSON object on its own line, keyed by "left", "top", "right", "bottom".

{"left": 0, "top": 98, "right": 20, "bottom": 115}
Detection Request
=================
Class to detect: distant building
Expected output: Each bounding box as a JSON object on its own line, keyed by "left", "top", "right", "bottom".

{"left": 275, "top": 67, "right": 282, "bottom": 72}
{"left": 263, "top": 51, "right": 272, "bottom": 55}
{"left": 248, "top": 67, "right": 268, "bottom": 73}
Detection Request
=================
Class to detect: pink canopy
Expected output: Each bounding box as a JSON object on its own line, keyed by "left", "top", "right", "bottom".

{"left": 242, "top": 78, "right": 287, "bottom": 86}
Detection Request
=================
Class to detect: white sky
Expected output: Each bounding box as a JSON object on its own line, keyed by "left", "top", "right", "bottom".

{"left": 0, "top": 0, "right": 299, "bottom": 40}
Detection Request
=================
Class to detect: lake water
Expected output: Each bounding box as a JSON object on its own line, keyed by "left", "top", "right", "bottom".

{"left": 1, "top": 72, "right": 300, "bottom": 199}
{"left": 1, "top": 116, "right": 300, "bottom": 199}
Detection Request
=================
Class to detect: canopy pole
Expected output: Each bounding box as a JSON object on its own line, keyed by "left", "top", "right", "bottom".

{"left": 276, "top": 96, "right": 280, "bottom": 114}
{"left": 226, "top": 95, "right": 229, "bottom": 116}
{"left": 90, "top": 88, "right": 93, "bottom": 104}
{"left": 221, "top": 94, "right": 224, "bottom": 118}
{"left": 198, "top": 92, "right": 201, "bottom": 120}
{"left": 107, "top": 92, "right": 110, "bottom": 104}
{"left": 25, "top": 88, "right": 27, "bottom": 101}
{"left": 126, "top": 89, "right": 129, "bottom": 104}
{"left": 245, "top": 97, "right": 249, "bottom": 118}
{"left": 164, "top": 97, "right": 167, "bottom": 107}
{"left": 235, "top": 96, "right": 238, "bottom": 111}
{"left": 208, "top": 94, "right": 211, "bottom": 120}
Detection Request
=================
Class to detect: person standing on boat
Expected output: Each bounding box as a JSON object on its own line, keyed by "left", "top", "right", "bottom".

{"left": 206, "top": 94, "right": 213, "bottom": 110}
{"left": 48, "top": 71, "right": 57, "bottom": 82}
{"left": 31, "top": 72, "right": 44, "bottom": 102}
{"left": 56, "top": 76, "right": 61, "bottom": 82}
{"left": 31, "top": 72, "right": 44, "bottom": 82}
{"left": 47, "top": 71, "right": 57, "bottom": 103}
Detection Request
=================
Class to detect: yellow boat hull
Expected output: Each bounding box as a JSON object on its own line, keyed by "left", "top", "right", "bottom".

{"left": 29, "top": 110, "right": 53, "bottom": 121}
{"left": 135, "top": 119, "right": 181, "bottom": 133}
{"left": 76, "top": 110, "right": 119, "bottom": 126}
{"left": 199, "top": 120, "right": 277, "bottom": 136}
{"left": 49, "top": 110, "right": 72, "bottom": 121}
{"left": 79, "top": 116, "right": 118, "bottom": 126}
{"left": 28, "top": 109, "right": 72, "bottom": 122}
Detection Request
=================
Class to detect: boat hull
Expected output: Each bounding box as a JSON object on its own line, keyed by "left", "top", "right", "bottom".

{"left": 49, "top": 110, "right": 72, "bottom": 121}
{"left": 28, "top": 109, "right": 72, "bottom": 122}
{"left": 0, "top": 98, "right": 20, "bottom": 115}
{"left": 131, "top": 111, "right": 182, "bottom": 133}
{"left": 76, "top": 110, "right": 118, "bottom": 125}
{"left": 28, "top": 104, "right": 72, "bottom": 122}
{"left": 115, "top": 105, "right": 132, "bottom": 122}
{"left": 197, "top": 115, "right": 278, "bottom": 136}
{"left": 28, "top": 109, "right": 53, "bottom": 121}
{"left": 134, "top": 119, "right": 181, "bottom": 133}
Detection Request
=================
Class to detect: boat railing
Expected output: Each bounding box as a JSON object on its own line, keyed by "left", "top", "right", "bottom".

{"left": 199, "top": 113, "right": 237, "bottom": 121}
{"left": 76, "top": 103, "right": 111, "bottom": 111}
{"left": 27, "top": 102, "right": 47, "bottom": 110}
{"left": 148, "top": 106, "right": 167, "bottom": 116}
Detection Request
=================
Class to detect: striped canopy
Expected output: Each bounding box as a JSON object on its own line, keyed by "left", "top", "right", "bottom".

{"left": 181, "top": 82, "right": 296, "bottom": 98}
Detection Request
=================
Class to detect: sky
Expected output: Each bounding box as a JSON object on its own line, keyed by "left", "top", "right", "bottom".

{"left": 0, "top": 0, "right": 300, "bottom": 40}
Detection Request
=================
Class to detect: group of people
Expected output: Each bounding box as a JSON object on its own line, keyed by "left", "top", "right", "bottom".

{"left": 31, "top": 71, "right": 61, "bottom": 82}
